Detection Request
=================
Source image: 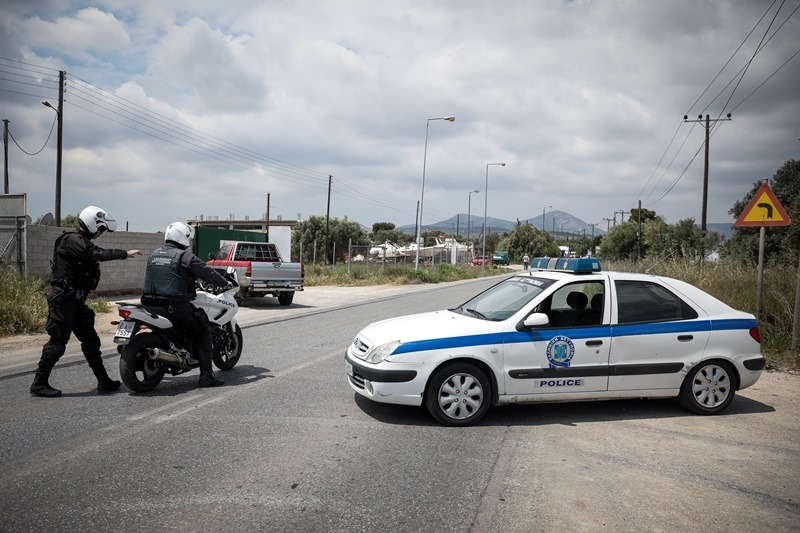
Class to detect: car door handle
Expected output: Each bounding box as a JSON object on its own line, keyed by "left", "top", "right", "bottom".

{"left": 585, "top": 340, "right": 603, "bottom": 347}
{"left": 677, "top": 335, "right": 693, "bottom": 342}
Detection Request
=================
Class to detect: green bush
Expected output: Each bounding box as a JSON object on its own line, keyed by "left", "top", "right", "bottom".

{"left": 0, "top": 268, "right": 48, "bottom": 336}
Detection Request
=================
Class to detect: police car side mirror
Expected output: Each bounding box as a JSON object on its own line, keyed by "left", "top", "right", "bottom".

{"left": 517, "top": 312, "right": 549, "bottom": 331}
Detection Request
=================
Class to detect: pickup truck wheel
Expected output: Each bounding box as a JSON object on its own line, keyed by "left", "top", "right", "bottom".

{"left": 277, "top": 292, "right": 294, "bottom": 306}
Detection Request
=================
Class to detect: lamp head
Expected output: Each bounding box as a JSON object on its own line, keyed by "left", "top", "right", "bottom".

{"left": 444, "top": 116, "right": 455, "bottom": 122}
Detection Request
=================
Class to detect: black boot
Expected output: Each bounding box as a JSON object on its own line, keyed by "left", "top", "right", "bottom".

{"left": 90, "top": 362, "right": 121, "bottom": 394}
{"left": 30, "top": 349, "right": 62, "bottom": 397}
{"left": 199, "top": 372, "right": 224, "bottom": 388}
{"left": 198, "top": 347, "right": 223, "bottom": 388}
{"left": 30, "top": 372, "right": 62, "bottom": 397}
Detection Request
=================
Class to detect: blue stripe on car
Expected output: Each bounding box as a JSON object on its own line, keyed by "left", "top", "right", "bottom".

{"left": 390, "top": 318, "right": 756, "bottom": 356}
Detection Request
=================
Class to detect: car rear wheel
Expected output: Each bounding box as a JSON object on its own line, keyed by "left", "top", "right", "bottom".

{"left": 679, "top": 361, "right": 736, "bottom": 415}
{"left": 425, "top": 363, "right": 491, "bottom": 426}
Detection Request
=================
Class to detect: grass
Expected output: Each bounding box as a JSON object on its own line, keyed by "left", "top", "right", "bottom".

{"left": 0, "top": 267, "right": 113, "bottom": 337}
{"left": 304, "top": 261, "right": 511, "bottom": 286}
{"left": 0, "top": 267, "right": 49, "bottom": 336}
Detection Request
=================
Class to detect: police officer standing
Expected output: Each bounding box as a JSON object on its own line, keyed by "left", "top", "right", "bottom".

{"left": 31, "top": 206, "right": 142, "bottom": 397}
{"left": 141, "top": 221, "right": 230, "bottom": 388}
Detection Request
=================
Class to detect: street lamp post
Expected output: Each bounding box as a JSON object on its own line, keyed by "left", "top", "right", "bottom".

{"left": 483, "top": 162, "right": 506, "bottom": 269}
{"left": 415, "top": 116, "right": 455, "bottom": 270}
{"left": 467, "top": 189, "right": 479, "bottom": 250}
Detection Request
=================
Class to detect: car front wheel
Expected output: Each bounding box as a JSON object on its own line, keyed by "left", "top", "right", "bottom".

{"left": 679, "top": 361, "right": 736, "bottom": 415}
{"left": 425, "top": 363, "right": 491, "bottom": 426}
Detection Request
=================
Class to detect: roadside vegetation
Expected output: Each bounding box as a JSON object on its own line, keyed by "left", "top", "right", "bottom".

{"left": 305, "top": 262, "right": 511, "bottom": 286}
{"left": 0, "top": 268, "right": 48, "bottom": 336}
{"left": 0, "top": 268, "right": 110, "bottom": 336}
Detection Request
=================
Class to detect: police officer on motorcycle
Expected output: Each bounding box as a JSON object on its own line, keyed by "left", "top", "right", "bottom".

{"left": 141, "top": 222, "right": 230, "bottom": 388}
{"left": 31, "top": 206, "right": 142, "bottom": 397}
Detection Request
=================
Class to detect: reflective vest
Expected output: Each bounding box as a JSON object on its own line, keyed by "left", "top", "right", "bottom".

{"left": 142, "top": 247, "right": 195, "bottom": 301}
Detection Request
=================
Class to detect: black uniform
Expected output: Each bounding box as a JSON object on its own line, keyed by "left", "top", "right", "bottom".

{"left": 141, "top": 242, "right": 227, "bottom": 386}
{"left": 31, "top": 230, "right": 130, "bottom": 397}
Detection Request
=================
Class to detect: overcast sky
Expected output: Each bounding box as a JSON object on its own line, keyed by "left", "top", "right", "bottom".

{"left": 1, "top": 0, "right": 798, "bottom": 234}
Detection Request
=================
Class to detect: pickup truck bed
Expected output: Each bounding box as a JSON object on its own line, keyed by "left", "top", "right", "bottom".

{"left": 206, "top": 241, "right": 304, "bottom": 306}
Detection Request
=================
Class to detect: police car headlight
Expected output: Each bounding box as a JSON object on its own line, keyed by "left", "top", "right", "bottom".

{"left": 364, "top": 340, "right": 401, "bottom": 364}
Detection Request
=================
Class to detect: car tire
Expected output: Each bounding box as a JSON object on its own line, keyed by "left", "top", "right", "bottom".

{"left": 425, "top": 363, "right": 491, "bottom": 426}
{"left": 679, "top": 360, "right": 736, "bottom": 415}
{"left": 278, "top": 292, "right": 294, "bottom": 306}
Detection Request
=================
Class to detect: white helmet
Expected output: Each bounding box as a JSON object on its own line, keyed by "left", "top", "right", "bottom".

{"left": 164, "top": 221, "right": 194, "bottom": 248}
{"left": 79, "top": 205, "right": 118, "bottom": 233}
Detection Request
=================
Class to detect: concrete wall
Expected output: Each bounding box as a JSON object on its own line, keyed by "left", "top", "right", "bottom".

{"left": 26, "top": 225, "right": 165, "bottom": 294}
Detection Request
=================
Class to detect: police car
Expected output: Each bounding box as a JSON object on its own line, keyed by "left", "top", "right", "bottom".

{"left": 345, "top": 257, "right": 765, "bottom": 426}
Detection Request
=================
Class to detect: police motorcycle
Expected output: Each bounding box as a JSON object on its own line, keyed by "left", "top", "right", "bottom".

{"left": 112, "top": 267, "right": 243, "bottom": 392}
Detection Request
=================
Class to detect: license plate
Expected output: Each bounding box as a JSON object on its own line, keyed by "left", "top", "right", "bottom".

{"left": 345, "top": 361, "right": 353, "bottom": 376}
{"left": 114, "top": 321, "right": 135, "bottom": 340}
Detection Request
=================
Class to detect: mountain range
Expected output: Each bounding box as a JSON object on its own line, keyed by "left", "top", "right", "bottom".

{"left": 397, "top": 212, "right": 737, "bottom": 240}
{"left": 397, "top": 210, "right": 606, "bottom": 238}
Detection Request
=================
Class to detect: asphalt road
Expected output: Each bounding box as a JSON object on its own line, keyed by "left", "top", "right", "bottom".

{"left": 1, "top": 278, "right": 798, "bottom": 532}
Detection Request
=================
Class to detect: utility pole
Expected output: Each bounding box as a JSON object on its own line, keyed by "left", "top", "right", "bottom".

{"left": 603, "top": 217, "right": 613, "bottom": 231}
{"left": 683, "top": 113, "right": 732, "bottom": 235}
{"left": 324, "top": 175, "right": 332, "bottom": 264}
{"left": 637, "top": 200, "right": 642, "bottom": 262}
{"left": 617, "top": 210, "right": 629, "bottom": 223}
{"left": 54, "top": 70, "right": 64, "bottom": 226}
{"left": 264, "top": 193, "right": 270, "bottom": 236}
{"left": 588, "top": 223, "right": 598, "bottom": 256}
{"left": 3, "top": 119, "right": 8, "bottom": 194}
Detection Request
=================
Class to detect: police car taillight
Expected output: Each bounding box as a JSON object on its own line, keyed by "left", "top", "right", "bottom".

{"left": 119, "top": 309, "right": 131, "bottom": 319}
{"left": 749, "top": 327, "right": 761, "bottom": 343}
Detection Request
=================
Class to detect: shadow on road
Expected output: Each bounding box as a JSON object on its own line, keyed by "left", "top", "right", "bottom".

{"left": 353, "top": 393, "right": 775, "bottom": 427}
{"left": 119, "top": 364, "right": 273, "bottom": 397}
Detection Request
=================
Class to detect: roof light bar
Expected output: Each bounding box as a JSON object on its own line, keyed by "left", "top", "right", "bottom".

{"left": 530, "top": 257, "right": 601, "bottom": 273}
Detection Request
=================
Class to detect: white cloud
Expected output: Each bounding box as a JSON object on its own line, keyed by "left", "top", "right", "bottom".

{"left": 22, "top": 7, "right": 131, "bottom": 57}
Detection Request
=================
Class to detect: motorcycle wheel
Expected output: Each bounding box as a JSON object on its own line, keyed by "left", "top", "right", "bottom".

{"left": 119, "top": 332, "right": 167, "bottom": 393}
{"left": 212, "top": 324, "right": 243, "bottom": 371}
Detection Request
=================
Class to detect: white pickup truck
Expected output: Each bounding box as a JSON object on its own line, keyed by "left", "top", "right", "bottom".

{"left": 206, "top": 241, "right": 304, "bottom": 306}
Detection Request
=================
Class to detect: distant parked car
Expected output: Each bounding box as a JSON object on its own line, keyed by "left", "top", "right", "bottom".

{"left": 492, "top": 251, "right": 509, "bottom": 265}
{"left": 472, "top": 255, "right": 492, "bottom": 267}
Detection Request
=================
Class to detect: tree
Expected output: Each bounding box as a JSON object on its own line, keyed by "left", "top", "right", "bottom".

{"left": 495, "top": 222, "right": 558, "bottom": 260}
{"left": 292, "top": 216, "right": 368, "bottom": 263}
{"left": 724, "top": 159, "right": 800, "bottom": 265}
{"left": 598, "top": 220, "right": 641, "bottom": 261}
{"left": 370, "top": 222, "right": 412, "bottom": 246}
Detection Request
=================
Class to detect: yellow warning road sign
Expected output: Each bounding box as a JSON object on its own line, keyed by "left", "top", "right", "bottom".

{"left": 734, "top": 182, "right": 791, "bottom": 227}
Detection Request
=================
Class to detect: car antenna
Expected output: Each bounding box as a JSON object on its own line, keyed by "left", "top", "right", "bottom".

{"left": 644, "top": 249, "right": 677, "bottom": 274}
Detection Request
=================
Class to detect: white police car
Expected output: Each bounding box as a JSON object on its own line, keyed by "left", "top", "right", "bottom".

{"left": 345, "top": 257, "right": 765, "bottom": 426}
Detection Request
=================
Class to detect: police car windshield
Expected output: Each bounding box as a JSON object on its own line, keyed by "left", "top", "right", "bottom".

{"left": 452, "top": 276, "right": 554, "bottom": 321}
